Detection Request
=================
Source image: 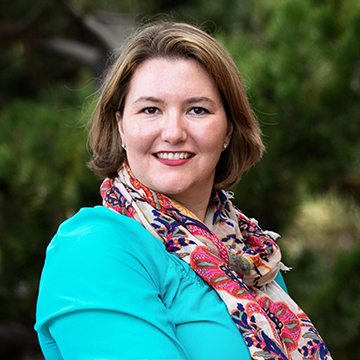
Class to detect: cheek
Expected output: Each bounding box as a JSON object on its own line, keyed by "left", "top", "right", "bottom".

{"left": 199, "top": 123, "right": 228, "bottom": 150}
{"left": 124, "top": 124, "right": 157, "bottom": 153}
{"left": 122, "top": 121, "right": 141, "bottom": 143}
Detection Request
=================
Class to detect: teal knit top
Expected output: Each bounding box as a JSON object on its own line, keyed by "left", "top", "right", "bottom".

{"left": 35, "top": 206, "right": 287, "bottom": 359}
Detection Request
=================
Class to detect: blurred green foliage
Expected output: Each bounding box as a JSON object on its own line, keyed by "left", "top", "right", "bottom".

{"left": 280, "top": 193, "right": 360, "bottom": 357}
{"left": 1, "top": 0, "right": 359, "bottom": 358}
{"left": 0, "top": 81, "right": 100, "bottom": 327}
{"left": 216, "top": 0, "right": 360, "bottom": 230}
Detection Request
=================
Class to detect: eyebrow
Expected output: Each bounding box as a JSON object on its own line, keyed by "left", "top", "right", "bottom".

{"left": 132, "top": 96, "right": 217, "bottom": 107}
{"left": 132, "top": 97, "right": 165, "bottom": 106}
{"left": 183, "top": 97, "right": 217, "bottom": 107}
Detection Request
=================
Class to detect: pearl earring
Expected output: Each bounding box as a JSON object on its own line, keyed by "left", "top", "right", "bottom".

{"left": 122, "top": 143, "right": 126, "bottom": 150}
{"left": 223, "top": 142, "right": 228, "bottom": 149}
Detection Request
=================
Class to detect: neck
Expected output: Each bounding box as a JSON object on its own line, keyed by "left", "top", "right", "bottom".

{"left": 168, "top": 191, "right": 212, "bottom": 222}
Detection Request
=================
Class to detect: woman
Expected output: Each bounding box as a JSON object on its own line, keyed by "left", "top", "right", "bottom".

{"left": 35, "top": 22, "right": 332, "bottom": 360}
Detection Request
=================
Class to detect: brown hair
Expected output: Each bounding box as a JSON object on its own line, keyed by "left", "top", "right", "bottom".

{"left": 88, "top": 21, "right": 264, "bottom": 189}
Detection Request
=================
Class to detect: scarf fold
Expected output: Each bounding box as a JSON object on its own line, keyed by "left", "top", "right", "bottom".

{"left": 101, "top": 163, "right": 332, "bottom": 360}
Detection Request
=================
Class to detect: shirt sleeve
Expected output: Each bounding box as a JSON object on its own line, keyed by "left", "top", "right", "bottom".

{"left": 35, "top": 206, "right": 190, "bottom": 360}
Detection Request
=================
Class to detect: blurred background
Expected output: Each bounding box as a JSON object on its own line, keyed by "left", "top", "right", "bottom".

{"left": 1, "top": 0, "right": 359, "bottom": 359}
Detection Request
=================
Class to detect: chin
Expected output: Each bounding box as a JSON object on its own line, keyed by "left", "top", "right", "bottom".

{"left": 151, "top": 180, "right": 190, "bottom": 196}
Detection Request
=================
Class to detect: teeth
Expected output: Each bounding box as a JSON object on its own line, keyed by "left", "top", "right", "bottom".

{"left": 156, "top": 152, "right": 191, "bottom": 160}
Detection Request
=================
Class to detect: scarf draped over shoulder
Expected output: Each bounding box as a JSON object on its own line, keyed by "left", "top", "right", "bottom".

{"left": 101, "top": 163, "right": 332, "bottom": 360}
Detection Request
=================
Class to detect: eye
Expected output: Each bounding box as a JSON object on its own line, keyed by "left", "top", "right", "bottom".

{"left": 142, "top": 107, "right": 160, "bottom": 115}
{"left": 188, "top": 107, "right": 209, "bottom": 115}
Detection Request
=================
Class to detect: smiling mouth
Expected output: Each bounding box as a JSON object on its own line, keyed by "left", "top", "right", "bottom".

{"left": 154, "top": 152, "right": 193, "bottom": 160}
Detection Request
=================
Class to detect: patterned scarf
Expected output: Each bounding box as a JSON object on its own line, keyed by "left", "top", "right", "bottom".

{"left": 101, "top": 163, "right": 332, "bottom": 360}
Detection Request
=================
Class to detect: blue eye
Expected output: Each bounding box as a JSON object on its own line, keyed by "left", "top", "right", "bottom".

{"left": 189, "top": 107, "right": 209, "bottom": 115}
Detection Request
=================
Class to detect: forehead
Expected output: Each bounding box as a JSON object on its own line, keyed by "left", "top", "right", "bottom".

{"left": 126, "top": 58, "right": 221, "bottom": 100}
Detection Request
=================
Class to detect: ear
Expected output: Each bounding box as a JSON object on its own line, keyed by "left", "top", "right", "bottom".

{"left": 115, "top": 111, "right": 125, "bottom": 140}
{"left": 225, "top": 120, "right": 233, "bottom": 145}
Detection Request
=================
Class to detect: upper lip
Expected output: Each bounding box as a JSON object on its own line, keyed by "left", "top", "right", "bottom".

{"left": 153, "top": 151, "right": 194, "bottom": 160}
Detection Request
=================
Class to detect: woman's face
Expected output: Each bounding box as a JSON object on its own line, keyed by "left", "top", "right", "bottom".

{"left": 117, "top": 58, "right": 232, "bottom": 211}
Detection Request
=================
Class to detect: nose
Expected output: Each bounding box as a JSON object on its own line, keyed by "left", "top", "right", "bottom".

{"left": 161, "top": 110, "right": 187, "bottom": 144}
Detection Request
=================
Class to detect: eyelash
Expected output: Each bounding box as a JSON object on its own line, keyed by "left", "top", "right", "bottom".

{"left": 141, "top": 107, "right": 209, "bottom": 115}
{"left": 188, "top": 107, "right": 209, "bottom": 115}
{"left": 142, "top": 107, "right": 160, "bottom": 115}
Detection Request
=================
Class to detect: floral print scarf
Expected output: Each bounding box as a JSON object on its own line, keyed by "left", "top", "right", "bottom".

{"left": 101, "top": 163, "right": 332, "bottom": 360}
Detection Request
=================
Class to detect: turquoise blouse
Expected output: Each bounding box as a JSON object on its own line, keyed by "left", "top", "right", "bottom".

{"left": 35, "top": 206, "right": 287, "bottom": 360}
